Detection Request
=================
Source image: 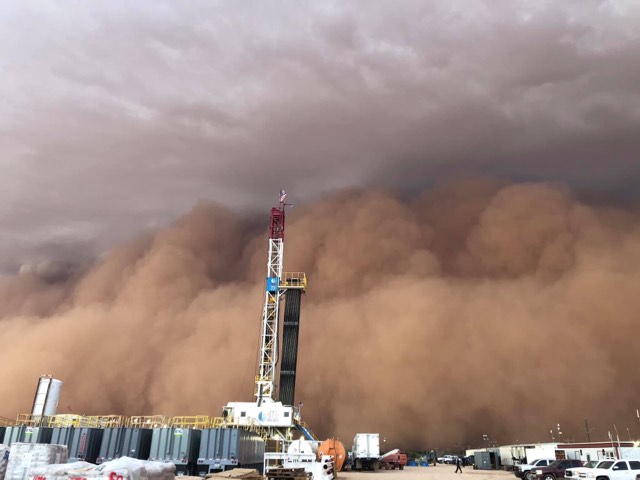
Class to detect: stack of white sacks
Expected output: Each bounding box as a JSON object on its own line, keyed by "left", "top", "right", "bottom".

{"left": 27, "top": 458, "right": 175, "bottom": 480}
{"left": 5, "top": 444, "right": 68, "bottom": 480}
{"left": 0, "top": 444, "right": 175, "bottom": 480}
{"left": 1, "top": 444, "right": 10, "bottom": 480}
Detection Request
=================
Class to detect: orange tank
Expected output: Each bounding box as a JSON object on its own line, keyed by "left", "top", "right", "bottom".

{"left": 318, "top": 438, "right": 347, "bottom": 472}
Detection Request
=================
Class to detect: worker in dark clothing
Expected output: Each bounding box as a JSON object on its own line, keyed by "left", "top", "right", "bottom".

{"left": 455, "top": 456, "right": 463, "bottom": 473}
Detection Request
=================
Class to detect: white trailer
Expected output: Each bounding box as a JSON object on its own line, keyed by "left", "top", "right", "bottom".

{"left": 352, "top": 433, "right": 380, "bottom": 471}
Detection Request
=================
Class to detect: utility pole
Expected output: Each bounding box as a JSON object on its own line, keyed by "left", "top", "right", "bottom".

{"left": 585, "top": 419, "right": 592, "bottom": 442}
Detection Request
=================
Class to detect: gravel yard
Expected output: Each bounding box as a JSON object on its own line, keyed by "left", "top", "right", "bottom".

{"left": 337, "top": 466, "right": 514, "bottom": 480}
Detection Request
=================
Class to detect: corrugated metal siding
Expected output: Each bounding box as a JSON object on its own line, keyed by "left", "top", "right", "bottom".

{"left": 69, "top": 428, "right": 103, "bottom": 463}
{"left": 197, "top": 428, "right": 264, "bottom": 474}
{"left": 150, "top": 428, "right": 201, "bottom": 475}
{"left": 97, "top": 427, "right": 123, "bottom": 463}
{"left": 6, "top": 427, "right": 53, "bottom": 445}
{"left": 121, "top": 428, "right": 152, "bottom": 460}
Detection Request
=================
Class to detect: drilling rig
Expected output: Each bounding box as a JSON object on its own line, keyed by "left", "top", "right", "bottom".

{"left": 222, "top": 191, "right": 312, "bottom": 442}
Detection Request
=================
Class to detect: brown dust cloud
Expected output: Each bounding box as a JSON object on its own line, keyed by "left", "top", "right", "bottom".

{"left": 1, "top": 180, "right": 640, "bottom": 451}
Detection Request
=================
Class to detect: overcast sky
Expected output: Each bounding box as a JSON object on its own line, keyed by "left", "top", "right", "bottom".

{"left": 2, "top": 0, "right": 640, "bottom": 272}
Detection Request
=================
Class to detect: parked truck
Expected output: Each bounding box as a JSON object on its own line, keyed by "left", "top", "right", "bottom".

{"left": 379, "top": 449, "right": 407, "bottom": 470}
{"left": 352, "top": 433, "right": 380, "bottom": 471}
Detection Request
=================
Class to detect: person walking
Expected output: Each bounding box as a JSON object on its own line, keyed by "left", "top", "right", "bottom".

{"left": 455, "top": 456, "right": 463, "bottom": 474}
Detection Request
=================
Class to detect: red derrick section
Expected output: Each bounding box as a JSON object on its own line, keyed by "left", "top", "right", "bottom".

{"left": 269, "top": 207, "right": 285, "bottom": 240}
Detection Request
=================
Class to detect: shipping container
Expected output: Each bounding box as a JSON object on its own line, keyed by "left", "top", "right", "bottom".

{"left": 474, "top": 451, "right": 500, "bottom": 470}
{"left": 149, "top": 427, "right": 201, "bottom": 475}
{"left": 2, "top": 426, "right": 52, "bottom": 445}
{"left": 197, "top": 428, "right": 264, "bottom": 475}
{"left": 97, "top": 427, "right": 152, "bottom": 463}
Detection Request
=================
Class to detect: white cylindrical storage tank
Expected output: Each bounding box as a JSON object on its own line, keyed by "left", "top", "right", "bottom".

{"left": 31, "top": 376, "right": 63, "bottom": 416}
{"left": 288, "top": 439, "right": 317, "bottom": 455}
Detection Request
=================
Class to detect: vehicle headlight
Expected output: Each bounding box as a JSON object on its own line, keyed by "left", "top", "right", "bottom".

{"left": 537, "top": 470, "right": 542, "bottom": 474}
{"left": 586, "top": 473, "right": 595, "bottom": 478}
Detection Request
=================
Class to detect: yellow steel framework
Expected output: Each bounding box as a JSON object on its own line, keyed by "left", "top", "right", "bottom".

{"left": 170, "top": 416, "right": 210, "bottom": 429}
{"left": 16, "top": 414, "right": 45, "bottom": 426}
{"left": 11, "top": 413, "right": 307, "bottom": 447}
{"left": 126, "top": 415, "right": 170, "bottom": 428}
{"left": 80, "top": 415, "right": 125, "bottom": 428}
{"left": 16, "top": 413, "right": 125, "bottom": 428}
{"left": 0, "top": 416, "right": 16, "bottom": 426}
{"left": 45, "top": 414, "right": 84, "bottom": 427}
{"left": 281, "top": 272, "right": 307, "bottom": 290}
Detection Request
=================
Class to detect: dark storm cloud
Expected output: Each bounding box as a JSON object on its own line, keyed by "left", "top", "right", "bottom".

{"left": 1, "top": 0, "right": 640, "bottom": 264}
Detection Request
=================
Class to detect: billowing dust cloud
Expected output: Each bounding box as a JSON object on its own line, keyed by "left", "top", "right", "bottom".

{"left": 1, "top": 181, "right": 640, "bottom": 451}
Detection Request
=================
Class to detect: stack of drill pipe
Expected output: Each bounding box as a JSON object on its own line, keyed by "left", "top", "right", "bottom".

{"left": 279, "top": 289, "right": 302, "bottom": 406}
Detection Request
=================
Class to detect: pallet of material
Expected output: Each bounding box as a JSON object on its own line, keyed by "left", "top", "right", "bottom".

{"left": 206, "top": 469, "right": 262, "bottom": 480}
{"left": 265, "top": 468, "right": 310, "bottom": 480}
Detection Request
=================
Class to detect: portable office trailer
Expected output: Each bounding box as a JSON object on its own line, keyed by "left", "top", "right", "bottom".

{"left": 97, "top": 428, "right": 152, "bottom": 464}
{"left": 197, "top": 428, "right": 265, "bottom": 475}
{"left": 149, "top": 427, "right": 201, "bottom": 475}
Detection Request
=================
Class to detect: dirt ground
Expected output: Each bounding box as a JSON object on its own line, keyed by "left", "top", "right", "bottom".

{"left": 337, "top": 466, "right": 514, "bottom": 480}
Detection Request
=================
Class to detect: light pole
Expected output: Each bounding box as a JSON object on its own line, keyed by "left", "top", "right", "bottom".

{"left": 383, "top": 437, "right": 387, "bottom": 453}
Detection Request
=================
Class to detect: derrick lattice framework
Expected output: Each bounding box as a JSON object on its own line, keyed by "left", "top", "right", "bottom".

{"left": 255, "top": 195, "right": 286, "bottom": 405}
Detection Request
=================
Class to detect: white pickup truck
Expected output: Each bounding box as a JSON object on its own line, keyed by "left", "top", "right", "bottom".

{"left": 576, "top": 460, "right": 640, "bottom": 480}
{"left": 438, "top": 455, "right": 457, "bottom": 464}
{"left": 515, "top": 459, "right": 555, "bottom": 480}
{"left": 566, "top": 460, "right": 605, "bottom": 479}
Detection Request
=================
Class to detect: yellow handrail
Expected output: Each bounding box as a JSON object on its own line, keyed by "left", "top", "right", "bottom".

{"left": 0, "top": 416, "right": 16, "bottom": 426}
{"left": 171, "top": 416, "right": 210, "bottom": 429}
{"left": 126, "top": 415, "right": 170, "bottom": 428}
{"left": 16, "top": 414, "right": 47, "bottom": 426}
{"left": 46, "top": 414, "right": 83, "bottom": 427}
{"left": 281, "top": 272, "right": 307, "bottom": 290}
